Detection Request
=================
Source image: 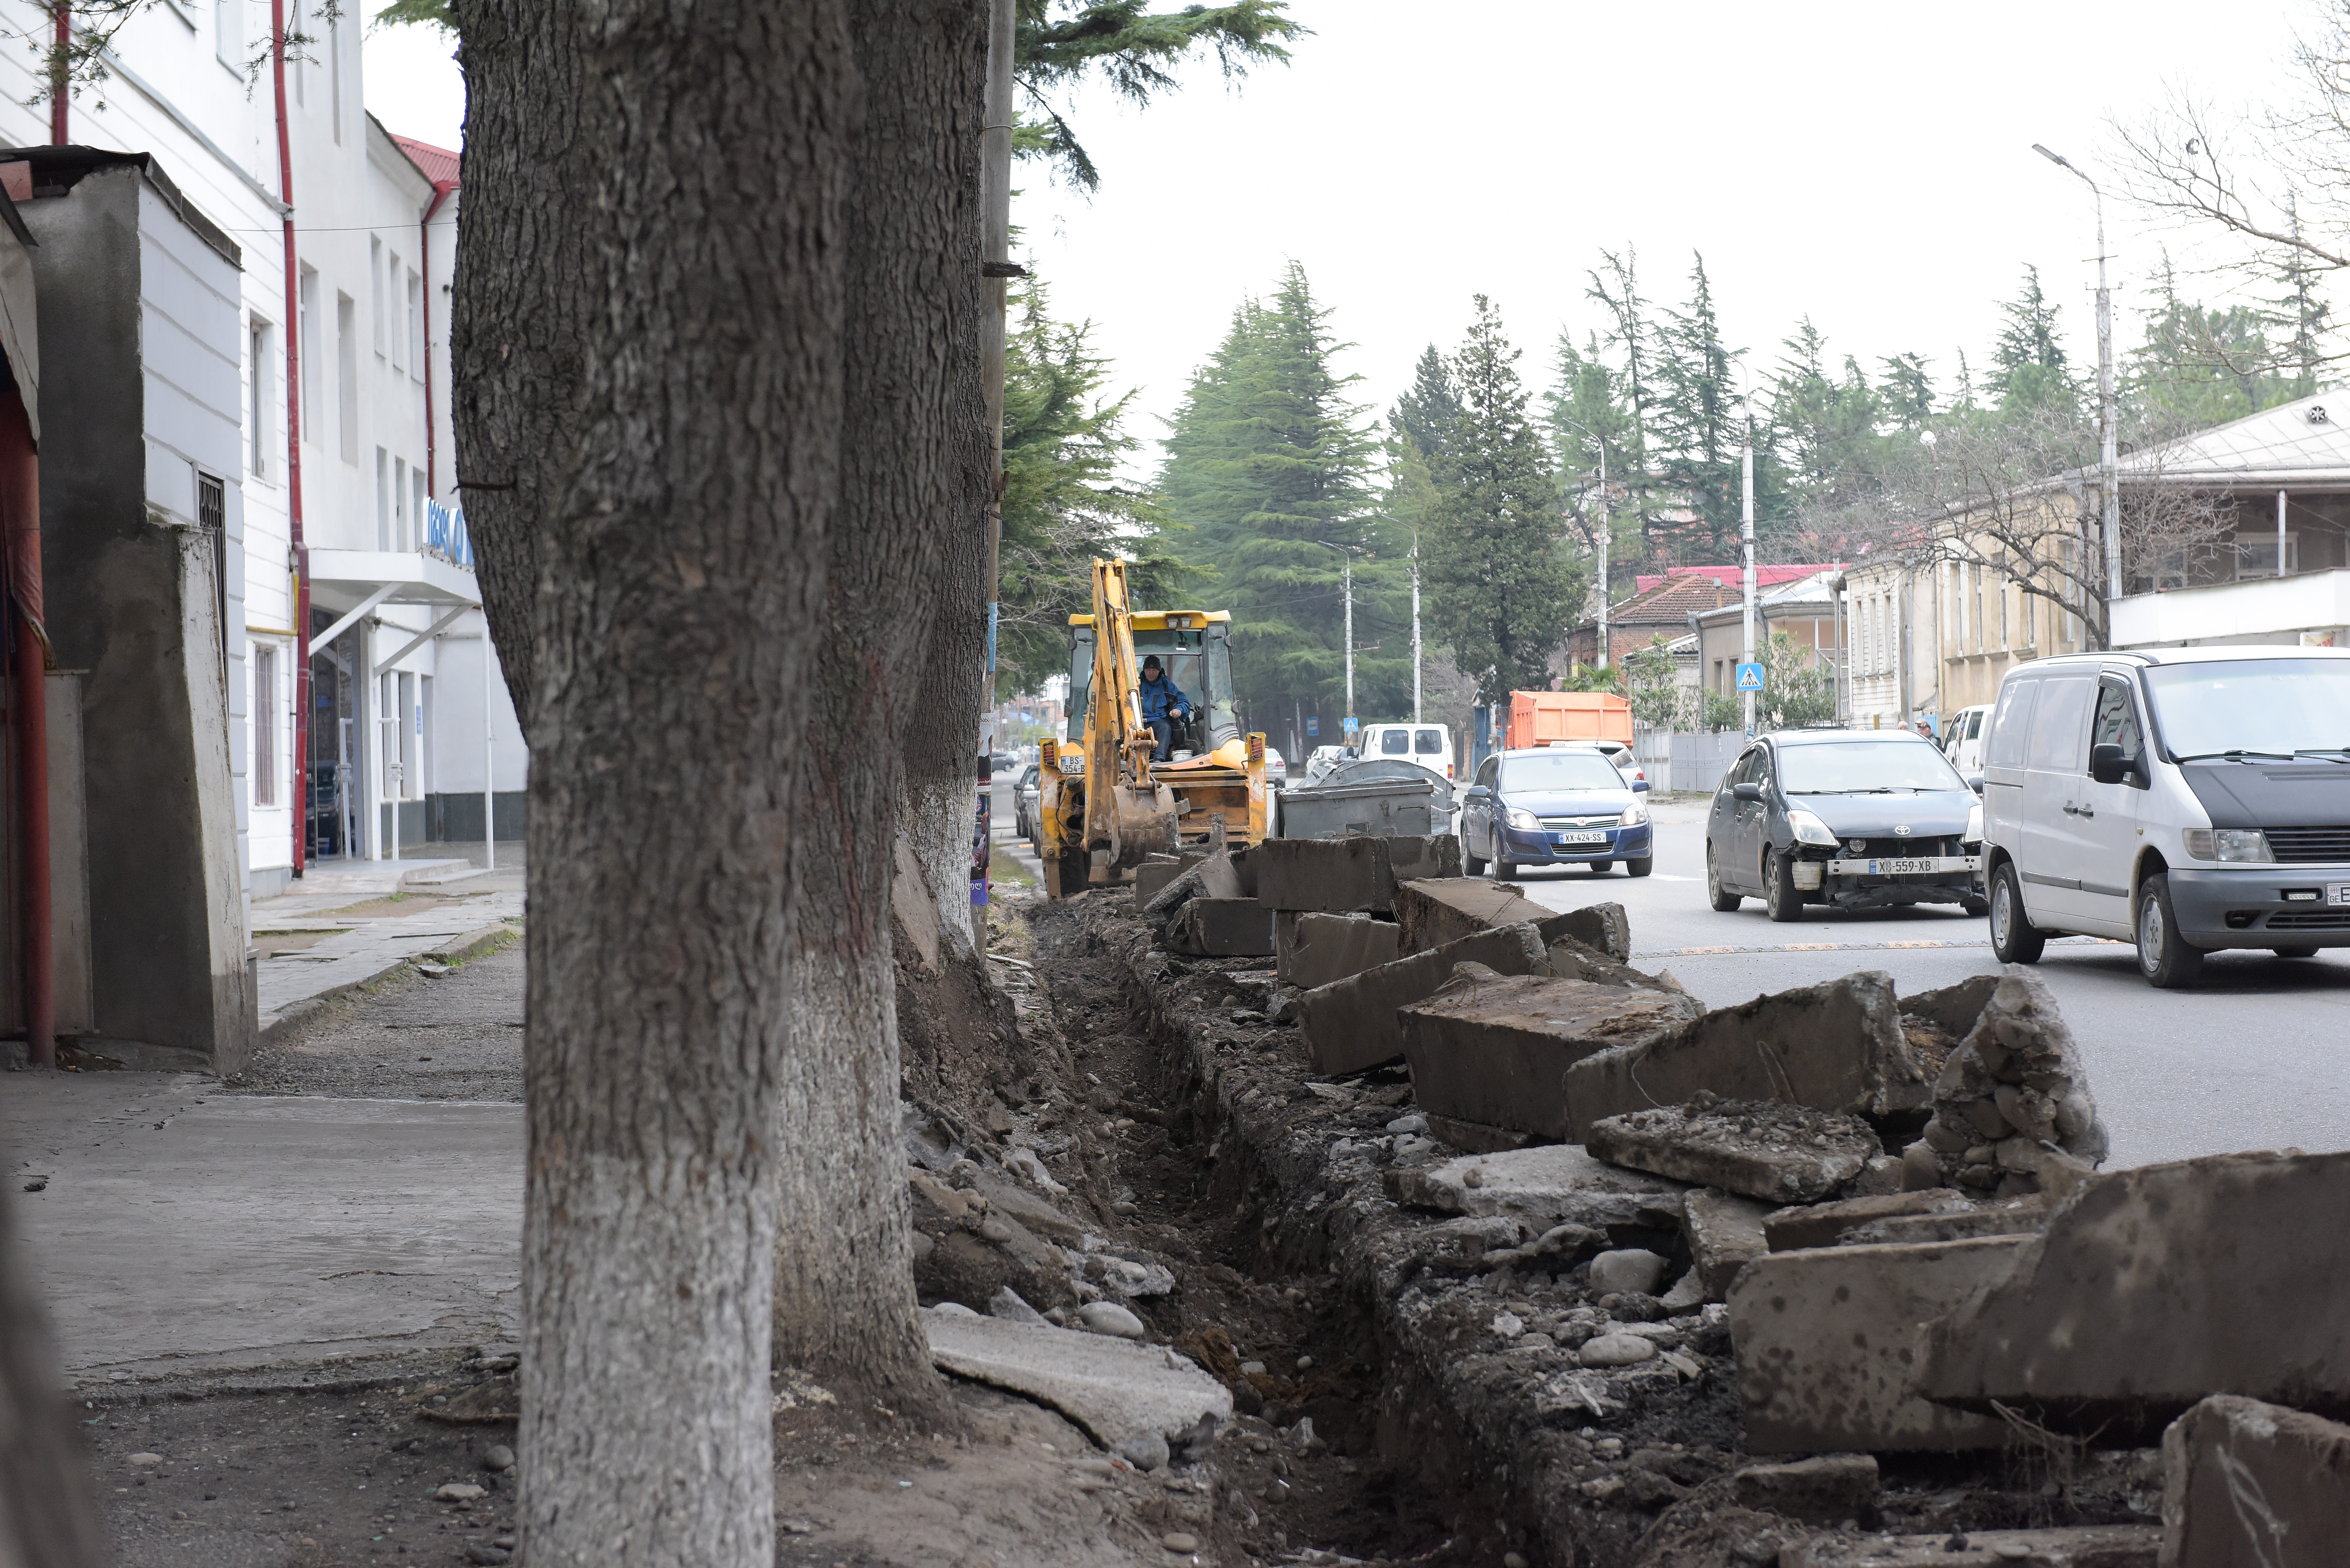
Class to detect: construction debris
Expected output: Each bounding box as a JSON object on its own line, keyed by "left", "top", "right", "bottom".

{"left": 1397, "top": 967, "right": 1708, "bottom": 1140}
{"left": 1163, "top": 896, "right": 1276, "bottom": 957}
{"left": 1562, "top": 971, "right": 1931, "bottom": 1139}
{"left": 1918, "top": 1149, "right": 2350, "bottom": 1437}
{"left": 1585, "top": 1095, "right": 1881, "bottom": 1205}
{"left": 1390, "top": 877, "right": 1552, "bottom": 953}
{"left": 1780, "top": 1527, "right": 2159, "bottom": 1567}
{"left": 1274, "top": 910, "right": 1401, "bottom": 990}
{"left": 1293, "top": 922, "right": 1552, "bottom": 1076}
{"left": 1731, "top": 1453, "right": 1879, "bottom": 1526}
{"left": 1682, "top": 1188, "right": 1774, "bottom": 1301}
{"left": 2159, "top": 1394, "right": 2350, "bottom": 1567}
{"left": 1252, "top": 833, "right": 1459, "bottom": 914}
{"left": 1899, "top": 967, "right": 2110, "bottom": 1198}
{"left": 1762, "top": 1188, "right": 1971, "bottom": 1253}
{"left": 920, "top": 1307, "right": 1232, "bottom": 1457}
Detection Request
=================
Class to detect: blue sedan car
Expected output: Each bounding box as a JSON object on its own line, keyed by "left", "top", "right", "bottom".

{"left": 1460, "top": 747, "right": 1653, "bottom": 880}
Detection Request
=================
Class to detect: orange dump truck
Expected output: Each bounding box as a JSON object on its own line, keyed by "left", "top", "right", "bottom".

{"left": 1505, "top": 691, "right": 1633, "bottom": 750}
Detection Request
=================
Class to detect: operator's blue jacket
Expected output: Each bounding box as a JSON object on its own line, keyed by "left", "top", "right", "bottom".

{"left": 1137, "top": 673, "right": 1191, "bottom": 722}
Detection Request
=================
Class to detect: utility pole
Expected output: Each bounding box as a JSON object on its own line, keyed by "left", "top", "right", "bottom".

{"left": 2034, "top": 143, "right": 2120, "bottom": 635}
{"left": 1400, "top": 531, "right": 1419, "bottom": 719}
{"left": 1342, "top": 548, "right": 1354, "bottom": 726}
{"left": 1741, "top": 423, "right": 1756, "bottom": 738}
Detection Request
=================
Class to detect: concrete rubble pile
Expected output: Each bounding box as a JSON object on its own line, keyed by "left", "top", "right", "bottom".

{"left": 1044, "top": 861, "right": 2350, "bottom": 1566}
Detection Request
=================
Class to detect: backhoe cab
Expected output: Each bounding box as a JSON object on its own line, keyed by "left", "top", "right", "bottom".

{"left": 1037, "top": 559, "right": 1268, "bottom": 898}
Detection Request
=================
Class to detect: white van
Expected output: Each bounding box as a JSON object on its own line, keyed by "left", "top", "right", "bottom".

{"left": 1943, "top": 704, "right": 1991, "bottom": 777}
{"left": 1982, "top": 646, "right": 2350, "bottom": 988}
{"left": 1357, "top": 722, "right": 1458, "bottom": 782}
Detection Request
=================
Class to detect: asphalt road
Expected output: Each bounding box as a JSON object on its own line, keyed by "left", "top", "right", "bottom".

{"left": 989, "top": 775, "right": 2350, "bottom": 1171}
{"left": 1505, "top": 797, "right": 2350, "bottom": 1172}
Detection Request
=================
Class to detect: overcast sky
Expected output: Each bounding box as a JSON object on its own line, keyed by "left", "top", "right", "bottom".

{"left": 365, "top": 1, "right": 2321, "bottom": 449}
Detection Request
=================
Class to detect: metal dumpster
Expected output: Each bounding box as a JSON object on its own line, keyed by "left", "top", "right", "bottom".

{"left": 1276, "top": 758, "right": 1455, "bottom": 839}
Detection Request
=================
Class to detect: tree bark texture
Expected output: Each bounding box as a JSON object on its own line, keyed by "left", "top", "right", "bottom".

{"left": 0, "top": 1179, "right": 104, "bottom": 1566}
{"left": 455, "top": 4, "right": 854, "bottom": 1565}
{"left": 773, "top": 0, "right": 989, "bottom": 1420}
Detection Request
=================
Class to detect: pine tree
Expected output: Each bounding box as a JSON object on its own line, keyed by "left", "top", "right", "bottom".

{"left": 1650, "top": 253, "right": 1746, "bottom": 558}
{"left": 1878, "top": 351, "right": 1935, "bottom": 430}
{"left": 1585, "top": 250, "right": 1657, "bottom": 554}
{"left": 1543, "top": 330, "right": 1638, "bottom": 593}
{"left": 1422, "top": 296, "right": 1579, "bottom": 703}
{"left": 1990, "top": 265, "right": 2077, "bottom": 413}
{"left": 2267, "top": 194, "right": 2332, "bottom": 399}
{"left": 1160, "top": 264, "right": 1397, "bottom": 732}
{"left": 995, "top": 281, "right": 1180, "bottom": 697}
{"left": 2127, "top": 256, "right": 2282, "bottom": 425}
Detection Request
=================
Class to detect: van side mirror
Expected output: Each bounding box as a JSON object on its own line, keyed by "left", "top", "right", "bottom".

{"left": 1732, "top": 781, "right": 1763, "bottom": 803}
{"left": 2088, "top": 743, "right": 2135, "bottom": 786}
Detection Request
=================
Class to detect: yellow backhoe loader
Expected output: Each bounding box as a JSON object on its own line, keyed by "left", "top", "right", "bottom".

{"left": 1037, "top": 559, "right": 1269, "bottom": 897}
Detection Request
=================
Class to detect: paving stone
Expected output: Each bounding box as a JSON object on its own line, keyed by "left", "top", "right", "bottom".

{"left": 1294, "top": 923, "right": 1551, "bottom": 1076}
{"left": 1385, "top": 1142, "right": 1688, "bottom": 1236}
{"left": 1762, "top": 1189, "right": 1970, "bottom": 1253}
{"left": 1731, "top": 1452, "right": 1878, "bottom": 1525}
{"left": 1729, "top": 1236, "right": 2030, "bottom": 1453}
{"left": 1275, "top": 911, "right": 1402, "bottom": 990}
{"left": 1398, "top": 969, "right": 1707, "bottom": 1140}
{"left": 2160, "top": 1394, "right": 2350, "bottom": 1568}
{"left": 1918, "top": 1149, "right": 2350, "bottom": 1439}
{"left": 1164, "top": 897, "right": 1275, "bottom": 957}
{"left": 1682, "top": 1188, "right": 1773, "bottom": 1301}
{"left": 1585, "top": 1097, "right": 1879, "bottom": 1205}
{"left": 1564, "top": 970, "right": 1929, "bottom": 1139}
{"left": 922, "top": 1307, "right": 1230, "bottom": 1452}
{"left": 1391, "top": 878, "right": 1552, "bottom": 953}
{"left": 1780, "top": 1527, "right": 2158, "bottom": 1567}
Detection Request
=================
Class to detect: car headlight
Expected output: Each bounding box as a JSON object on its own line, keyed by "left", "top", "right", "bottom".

{"left": 1618, "top": 802, "right": 1647, "bottom": 827}
{"left": 1505, "top": 807, "right": 1542, "bottom": 831}
{"left": 1787, "top": 809, "right": 1838, "bottom": 846}
{"left": 2184, "top": 828, "right": 2274, "bottom": 862}
{"left": 1964, "top": 802, "right": 1983, "bottom": 845}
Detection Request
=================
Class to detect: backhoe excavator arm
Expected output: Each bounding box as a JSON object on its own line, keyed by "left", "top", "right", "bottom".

{"left": 1086, "top": 559, "right": 1173, "bottom": 864}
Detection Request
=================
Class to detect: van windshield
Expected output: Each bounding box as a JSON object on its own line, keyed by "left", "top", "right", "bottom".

{"left": 1780, "top": 740, "right": 1969, "bottom": 794}
{"left": 2145, "top": 659, "right": 2350, "bottom": 760}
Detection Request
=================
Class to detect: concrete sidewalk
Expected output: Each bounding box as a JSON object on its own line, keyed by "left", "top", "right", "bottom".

{"left": 2, "top": 1071, "right": 521, "bottom": 1384}
{"left": 252, "top": 859, "right": 525, "bottom": 1041}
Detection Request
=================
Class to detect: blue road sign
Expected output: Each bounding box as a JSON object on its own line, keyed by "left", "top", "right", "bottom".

{"left": 1735, "top": 662, "right": 1764, "bottom": 692}
{"left": 1306, "top": 717, "right": 1320, "bottom": 736}
{"left": 1342, "top": 716, "right": 1359, "bottom": 733}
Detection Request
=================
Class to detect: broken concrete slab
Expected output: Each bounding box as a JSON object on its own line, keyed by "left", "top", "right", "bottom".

{"left": 1385, "top": 1142, "right": 1688, "bottom": 1239}
{"left": 1763, "top": 1188, "right": 1970, "bottom": 1253}
{"left": 1275, "top": 910, "right": 1401, "bottom": 991}
{"left": 1585, "top": 1097, "right": 1880, "bottom": 1205}
{"left": 1423, "top": 1113, "right": 1536, "bottom": 1155}
{"left": 1836, "top": 1195, "right": 2050, "bottom": 1248}
{"left": 1392, "top": 878, "right": 1552, "bottom": 953}
{"left": 1563, "top": 969, "right": 1929, "bottom": 1139}
{"left": 1731, "top": 1452, "right": 1878, "bottom": 1526}
{"left": 1682, "top": 1188, "right": 1774, "bottom": 1301}
{"left": 1535, "top": 902, "right": 1632, "bottom": 965}
{"left": 1900, "top": 966, "right": 2110, "bottom": 1200}
{"left": 1917, "top": 1150, "right": 2350, "bottom": 1438}
{"left": 1294, "top": 922, "right": 1551, "bottom": 1076}
{"left": 1729, "top": 1236, "right": 2030, "bottom": 1453}
{"left": 1132, "top": 861, "right": 1184, "bottom": 911}
{"left": 1781, "top": 1527, "right": 2158, "bottom": 1567}
{"left": 2159, "top": 1394, "right": 2350, "bottom": 1568}
{"left": 1398, "top": 969, "right": 1708, "bottom": 1140}
{"left": 1253, "top": 834, "right": 1459, "bottom": 914}
{"left": 922, "top": 1307, "right": 1232, "bottom": 1453}
{"left": 1164, "top": 897, "right": 1275, "bottom": 957}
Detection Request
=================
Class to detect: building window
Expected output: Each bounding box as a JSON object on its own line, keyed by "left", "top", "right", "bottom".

{"left": 254, "top": 644, "right": 279, "bottom": 806}
{"left": 412, "top": 468, "right": 428, "bottom": 541}
{"left": 298, "top": 266, "right": 320, "bottom": 439}
{"left": 371, "top": 238, "right": 386, "bottom": 358}
{"left": 291, "top": 0, "right": 304, "bottom": 104}
{"left": 408, "top": 269, "right": 425, "bottom": 381}
{"left": 248, "top": 316, "right": 271, "bottom": 479}
{"left": 337, "top": 292, "right": 359, "bottom": 461}
{"left": 394, "top": 456, "right": 409, "bottom": 549}
{"left": 215, "top": 0, "right": 239, "bottom": 68}
{"left": 2239, "top": 532, "right": 2300, "bottom": 579}
{"left": 376, "top": 448, "right": 391, "bottom": 549}
{"left": 329, "top": 6, "right": 343, "bottom": 143}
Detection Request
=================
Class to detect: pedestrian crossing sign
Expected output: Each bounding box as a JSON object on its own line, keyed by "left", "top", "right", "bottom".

{"left": 1735, "top": 662, "right": 1764, "bottom": 692}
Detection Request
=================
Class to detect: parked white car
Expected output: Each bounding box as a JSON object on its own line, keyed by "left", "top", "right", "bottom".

{"left": 1943, "top": 704, "right": 1991, "bottom": 778}
{"left": 1982, "top": 646, "right": 2350, "bottom": 988}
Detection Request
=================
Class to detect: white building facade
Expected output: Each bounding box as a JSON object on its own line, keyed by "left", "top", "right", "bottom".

{"left": 0, "top": 2, "right": 522, "bottom": 899}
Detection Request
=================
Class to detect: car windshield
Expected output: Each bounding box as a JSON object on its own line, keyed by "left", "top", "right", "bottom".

{"left": 2145, "top": 659, "right": 2350, "bottom": 760}
{"left": 1778, "top": 740, "right": 1968, "bottom": 794}
{"left": 1500, "top": 752, "right": 1624, "bottom": 792}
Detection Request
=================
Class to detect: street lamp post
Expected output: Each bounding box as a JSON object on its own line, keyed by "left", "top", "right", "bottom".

{"left": 1557, "top": 418, "right": 1610, "bottom": 670}
{"left": 1410, "top": 530, "right": 1421, "bottom": 721}
{"left": 1741, "top": 420, "right": 1756, "bottom": 739}
{"left": 2034, "top": 143, "right": 2121, "bottom": 629}
{"left": 1311, "top": 540, "right": 1359, "bottom": 736}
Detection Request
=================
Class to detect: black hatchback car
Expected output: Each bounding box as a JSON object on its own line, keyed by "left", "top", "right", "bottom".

{"left": 1705, "top": 730, "right": 1987, "bottom": 922}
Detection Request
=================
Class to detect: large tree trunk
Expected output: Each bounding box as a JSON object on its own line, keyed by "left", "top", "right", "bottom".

{"left": 456, "top": 3, "right": 855, "bottom": 1564}
{"left": 0, "top": 1179, "right": 103, "bottom": 1565}
{"left": 773, "top": 0, "right": 988, "bottom": 1419}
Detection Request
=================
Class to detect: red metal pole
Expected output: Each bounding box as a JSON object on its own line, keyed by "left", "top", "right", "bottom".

{"left": 49, "top": 3, "right": 67, "bottom": 145}
{"left": 1, "top": 386, "right": 50, "bottom": 1067}
{"left": 420, "top": 187, "right": 446, "bottom": 495}
{"left": 271, "top": 0, "right": 307, "bottom": 876}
